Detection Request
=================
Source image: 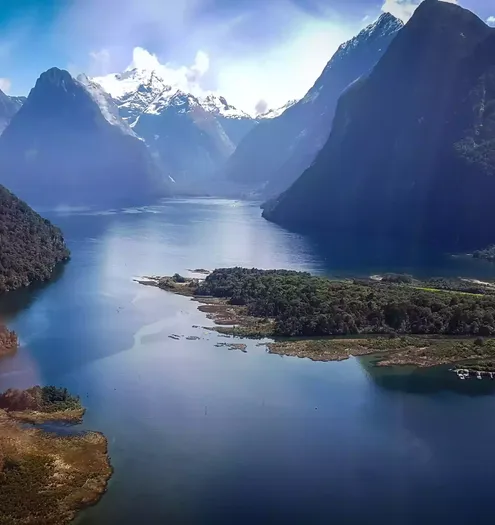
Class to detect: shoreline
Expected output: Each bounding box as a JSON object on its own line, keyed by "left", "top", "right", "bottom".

{"left": 138, "top": 272, "right": 495, "bottom": 371}
{"left": 0, "top": 387, "right": 112, "bottom": 525}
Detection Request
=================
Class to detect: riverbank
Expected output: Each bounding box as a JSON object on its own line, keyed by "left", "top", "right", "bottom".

{"left": 0, "top": 386, "right": 112, "bottom": 525}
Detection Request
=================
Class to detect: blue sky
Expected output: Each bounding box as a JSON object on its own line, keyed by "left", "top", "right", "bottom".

{"left": 0, "top": 0, "right": 493, "bottom": 112}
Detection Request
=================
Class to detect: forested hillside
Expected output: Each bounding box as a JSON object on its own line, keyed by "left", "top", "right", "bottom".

{"left": 0, "top": 184, "right": 69, "bottom": 293}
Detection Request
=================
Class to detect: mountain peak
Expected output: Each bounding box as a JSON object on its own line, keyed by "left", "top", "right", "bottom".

{"left": 37, "top": 67, "right": 74, "bottom": 87}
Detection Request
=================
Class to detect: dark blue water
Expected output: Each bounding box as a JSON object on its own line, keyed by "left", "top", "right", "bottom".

{"left": 1, "top": 199, "right": 495, "bottom": 525}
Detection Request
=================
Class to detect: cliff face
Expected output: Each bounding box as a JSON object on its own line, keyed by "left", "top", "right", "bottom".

{"left": 264, "top": 1, "right": 495, "bottom": 251}
{"left": 0, "top": 68, "right": 168, "bottom": 208}
{"left": 133, "top": 92, "right": 236, "bottom": 190}
{"left": 222, "top": 13, "right": 403, "bottom": 197}
{"left": 0, "top": 184, "right": 69, "bottom": 293}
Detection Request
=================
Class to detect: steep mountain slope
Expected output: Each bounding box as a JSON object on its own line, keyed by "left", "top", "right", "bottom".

{"left": 92, "top": 67, "right": 257, "bottom": 187}
{"left": 263, "top": 0, "right": 495, "bottom": 252}
{"left": 0, "top": 184, "right": 69, "bottom": 293}
{"left": 0, "top": 90, "right": 25, "bottom": 135}
{"left": 133, "top": 91, "right": 235, "bottom": 187}
{"left": 0, "top": 68, "right": 168, "bottom": 208}
{"left": 222, "top": 13, "right": 403, "bottom": 197}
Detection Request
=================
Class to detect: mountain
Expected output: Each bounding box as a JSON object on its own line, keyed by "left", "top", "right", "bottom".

{"left": 258, "top": 100, "right": 297, "bottom": 120}
{"left": 221, "top": 13, "right": 404, "bottom": 197}
{"left": 92, "top": 68, "right": 257, "bottom": 145}
{"left": 92, "top": 67, "right": 257, "bottom": 188}
{"left": 0, "top": 68, "right": 168, "bottom": 208}
{"left": 132, "top": 90, "right": 235, "bottom": 188}
{"left": 263, "top": 0, "right": 495, "bottom": 252}
{"left": 0, "top": 90, "right": 25, "bottom": 135}
{"left": 0, "top": 184, "right": 69, "bottom": 293}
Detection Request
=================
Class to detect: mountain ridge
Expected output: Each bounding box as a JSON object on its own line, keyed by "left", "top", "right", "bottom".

{"left": 0, "top": 67, "right": 168, "bottom": 208}
{"left": 263, "top": 1, "right": 495, "bottom": 251}
{"left": 220, "top": 12, "right": 404, "bottom": 198}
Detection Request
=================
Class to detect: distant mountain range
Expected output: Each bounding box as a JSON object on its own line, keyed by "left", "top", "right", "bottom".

{"left": 263, "top": 0, "right": 495, "bottom": 251}
{"left": 0, "top": 68, "right": 168, "bottom": 208}
{"left": 0, "top": 90, "right": 25, "bottom": 135}
{"left": 90, "top": 67, "right": 265, "bottom": 188}
{"left": 221, "top": 12, "right": 403, "bottom": 198}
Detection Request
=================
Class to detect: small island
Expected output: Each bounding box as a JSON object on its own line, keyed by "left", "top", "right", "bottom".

{"left": 139, "top": 268, "right": 495, "bottom": 370}
{"left": 0, "top": 385, "right": 112, "bottom": 525}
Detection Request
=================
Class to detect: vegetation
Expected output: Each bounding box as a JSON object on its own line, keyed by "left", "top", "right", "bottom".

{"left": 0, "top": 184, "right": 69, "bottom": 293}
{"left": 267, "top": 336, "right": 495, "bottom": 368}
{"left": 0, "top": 326, "right": 17, "bottom": 358}
{"left": 194, "top": 268, "right": 495, "bottom": 337}
{"left": 380, "top": 273, "right": 413, "bottom": 284}
{"left": 0, "top": 386, "right": 81, "bottom": 414}
{"left": 473, "top": 245, "right": 495, "bottom": 262}
{"left": 0, "top": 390, "right": 111, "bottom": 525}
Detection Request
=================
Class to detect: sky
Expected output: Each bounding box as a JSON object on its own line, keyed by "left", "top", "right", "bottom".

{"left": 0, "top": 0, "right": 493, "bottom": 114}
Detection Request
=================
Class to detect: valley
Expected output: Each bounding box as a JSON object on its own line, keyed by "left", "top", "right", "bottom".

{"left": 0, "top": 1, "right": 494, "bottom": 524}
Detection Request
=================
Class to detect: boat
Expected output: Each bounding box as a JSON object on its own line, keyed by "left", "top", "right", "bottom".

{"left": 477, "top": 371, "right": 482, "bottom": 380}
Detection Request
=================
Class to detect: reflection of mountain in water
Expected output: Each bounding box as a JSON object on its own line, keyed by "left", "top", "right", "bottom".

{"left": 303, "top": 232, "right": 495, "bottom": 281}
{"left": 358, "top": 355, "right": 495, "bottom": 396}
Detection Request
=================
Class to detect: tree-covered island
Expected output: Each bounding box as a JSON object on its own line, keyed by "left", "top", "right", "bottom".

{"left": 139, "top": 268, "right": 495, "bottom": 369}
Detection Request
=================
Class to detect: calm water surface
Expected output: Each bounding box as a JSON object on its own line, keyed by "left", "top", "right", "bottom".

{"left": 1, "top": 199, "right": 495, "bottom": 525}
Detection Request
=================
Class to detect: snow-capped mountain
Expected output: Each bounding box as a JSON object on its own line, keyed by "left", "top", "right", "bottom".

{"left": 0, "top": 90, "right": 25, "bottom": 135}
{"left": 77, "top": 74, "right": 137, "bottom": 137}
{"left": 91, "top": 67, "right": 256, "bottom": 144}
{"left": 0, "top": 67, "right": 168, "bottom": 208}
{"left": 89, "top": 66, "right": 259, "bottom": 190}
{"left": 258, "top": 100, "right": 297, "bottom": 120}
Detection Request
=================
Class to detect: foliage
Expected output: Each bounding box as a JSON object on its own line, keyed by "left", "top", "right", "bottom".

{"left": 381, "top": 273, "right": 413, "bottom": 284}
{"left": 473, "top": 245, "right": 495, "bottom": 262}
{"left": 0, "top": 453, "right": 60, "bottom": 524}
{"left": 0, "top": 386, "right": 81, "bottom": 413}
{"left": 195, "top": 268, "right": 495, "bottom": 337}
{"left": 0, "top": 185, "right": 70, "bottom": 293}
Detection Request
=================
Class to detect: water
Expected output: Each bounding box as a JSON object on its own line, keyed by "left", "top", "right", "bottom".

{"left": 1, "top": 199, "right": 495, "bottom": 525}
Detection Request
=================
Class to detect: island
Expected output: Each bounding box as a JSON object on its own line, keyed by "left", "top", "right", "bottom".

{"left": 0, "top": 385, "right": 112, "bottom": 525}
{"left": 138, "top": 268, "right": 495, "bottom": 370}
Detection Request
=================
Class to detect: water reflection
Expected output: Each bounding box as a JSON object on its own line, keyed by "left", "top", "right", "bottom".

{"left": 2, "top": 199, "right": 495, "bottom": 525}
{"left": 359, "top": 355, "right": 495, "bottom": 396}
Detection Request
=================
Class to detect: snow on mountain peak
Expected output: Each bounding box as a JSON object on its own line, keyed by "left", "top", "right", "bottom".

{"left": 258, "top": 99, "right": 298, "bottom": 119}
{"left": 91, "top": 65, "right": 253, "bottom": 123}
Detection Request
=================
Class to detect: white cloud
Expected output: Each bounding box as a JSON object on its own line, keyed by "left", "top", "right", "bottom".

{"left": 381, "top": 0, "right": 458, "bottom": 22}
{"left": 128, "top": 47, "right": 210, "bottom": 96}
{"left": 216, "top": 18, "right": 353, "bottom": 114}
{"left": 89, "top": 49, "right": 111, "bottom": 76}
{"left": 0, "top": 78, "right": 11, "bottom": 93}
{"left": 61, "top": 0, "right": 357, "bottom": 114}
{"left": 487, "top": 16, "right": 495, "bottom": 26}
